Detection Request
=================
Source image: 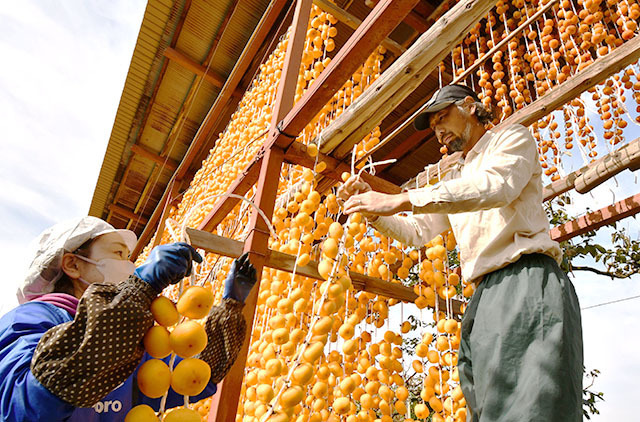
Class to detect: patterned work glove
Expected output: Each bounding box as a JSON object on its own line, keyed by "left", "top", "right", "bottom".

{"left": 223, "top": 252, "right": 257, "bottom": 303}
{"left": 134, "top": 242, "right": 203, "bottom": 293}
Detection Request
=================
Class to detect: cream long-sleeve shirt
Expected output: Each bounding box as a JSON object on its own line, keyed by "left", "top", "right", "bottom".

{"left": 371, "top": 124, "right": 562, "bottom": 283}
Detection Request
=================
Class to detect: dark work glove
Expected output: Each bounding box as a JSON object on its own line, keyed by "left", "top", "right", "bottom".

{"left": 223, "top": 252, "right": 257, "bottom": 303}
{"left": 134, "top": 242, "right": 203, "bottom": 293}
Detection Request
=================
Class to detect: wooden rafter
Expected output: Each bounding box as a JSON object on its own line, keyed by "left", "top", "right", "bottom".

{"left": 108, "top": 204, "right": 148, "bottom": 226}
{"left": 131, "top": 0, "right": 292, "bottom": 259}
{"left": 196, "top": 0, "right": 421, "bottom": 234}
{"left": 163, "top": 47, "right": 229, "bottom": 90}
{"left": 131, "top": 0, "right": 246, "bottom": 225}
{"left": 550, "top": 192, "right": 640, "bottom": 242}
{"left": 104, "top": 1, "right": 193, "bottom": 229}
{"left": 130, "top": 144, "right": 178, "bottom": 171}
{"left": 543, "top": 137, "right": 640, "bottom": 201}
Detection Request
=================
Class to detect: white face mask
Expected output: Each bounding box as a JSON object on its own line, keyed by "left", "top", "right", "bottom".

{"left": 74, "top": 255, "right": 136, "bottom": 285}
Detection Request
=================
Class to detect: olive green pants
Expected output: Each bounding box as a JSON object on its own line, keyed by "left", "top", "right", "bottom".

{"left": 458, "top": 254, "right": 583, "bottom": 422}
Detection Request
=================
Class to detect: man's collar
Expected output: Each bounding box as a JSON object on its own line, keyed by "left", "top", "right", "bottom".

{"left": 465, "top": 128, "right": 493, "bottom": 159}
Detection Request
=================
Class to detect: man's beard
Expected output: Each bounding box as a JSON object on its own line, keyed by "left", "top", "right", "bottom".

{"left": 445, "top": 121, "right": 472, "bottom": 152}
{"left": 447, "top": 137, "right": 465, "bottom": 152}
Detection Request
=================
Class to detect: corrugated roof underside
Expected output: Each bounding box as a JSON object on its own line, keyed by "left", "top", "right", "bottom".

{"left": 209, "top": 0, "right": 273, "bottom": 78}
{"left": 89, "top": 0, "right": 175, "bottom": 218}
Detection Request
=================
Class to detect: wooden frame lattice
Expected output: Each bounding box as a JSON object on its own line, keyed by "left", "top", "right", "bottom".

{"left": 124, "top": 0, "right": 640, "bottom": 420}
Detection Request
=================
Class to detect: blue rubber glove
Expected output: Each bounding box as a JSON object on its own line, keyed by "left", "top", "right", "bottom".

{"left": 223, "top": 252, "right": 257, "bottom": 303}
{"left": 134, "top": 242, "right": 203, "bottom": 293}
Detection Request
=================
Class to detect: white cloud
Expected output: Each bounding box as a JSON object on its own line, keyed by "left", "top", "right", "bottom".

{"left": 0, "top": 0, "right": 146, "bottom": 312}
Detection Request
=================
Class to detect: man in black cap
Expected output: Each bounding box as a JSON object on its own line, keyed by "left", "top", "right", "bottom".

{"left": 338, "top": 84, "right": 583, "bottom": 421}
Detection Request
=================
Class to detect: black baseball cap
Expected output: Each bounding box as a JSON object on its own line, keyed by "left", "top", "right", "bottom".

{"left": 413, "top": 84, "right": 481, "bottom": 130}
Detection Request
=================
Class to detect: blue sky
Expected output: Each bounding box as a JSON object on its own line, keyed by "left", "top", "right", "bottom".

{"left": 0, "top": 1, "right": 639, "bottom": 419}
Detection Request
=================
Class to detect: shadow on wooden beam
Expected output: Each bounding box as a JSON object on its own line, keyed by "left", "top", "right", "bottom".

{"left": 186, "top": 227, "right": 461, "bottom": 314}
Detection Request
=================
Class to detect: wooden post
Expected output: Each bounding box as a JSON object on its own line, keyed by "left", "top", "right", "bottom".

{"left": 206, "top": 148, "right": 286, "bottom": 422}
{"left": 197, "top": 0, "right": 420, "bottom": 233}
{"left": 207, "top": 0, "right": 312, "bottom": 419}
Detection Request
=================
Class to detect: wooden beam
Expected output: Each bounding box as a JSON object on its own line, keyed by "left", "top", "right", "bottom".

{"left": 402, "top": 35, "right": 640, "bottom": 192}
{"left": 108, "top": 204, "right": 148, "bottom": 225}
{"left": 550, "top": 192, "right": 640, "bottom": 242}
{"left": 315, "top": 0, "right": 497, "bottom": 160}
{"left": 424, "top": 0, "right": 453, "bottom": 25}
{"left": 500, "top": 35, "right": 640, "bottom": 129}
{"left": 163, "top": 47, "right": 227, "bottom": 90}
{"left": 196, "top": 0, "right": 420, "bottom": 233}
{"left": 275, "top": 0, "right": 421, "bottom": 149}
{"left": 186, "top": 228, "right": 461, "bottom": 313}
{"left": 131, "top": 0, "right": 291, "bottom": 259}
{"left": 130, "top": 144, "right": 178, "bottom": 171}
{"left": 312, "top": 0, "right": 406, "bottom": 56}
{"left": 402, "top": 9, "right": 430, "bottom": 33}
{"left": 208, "top": 0, "right": 311, "bottom": 419}
{"left": 196, "top": 156, "right": 263, "bottom": 232}
{"left": 575, "top": 138, "right": 640, "bottom": 193}
{"left": 352, "top": 0, "right": 457, "bottom": 163}
{"left": 543, "top": 137, "right": 640, "bottom": 201}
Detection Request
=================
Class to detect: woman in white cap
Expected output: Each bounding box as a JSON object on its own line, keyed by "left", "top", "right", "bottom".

{"left": 0, "top": 216, "right": 257, "bottom": 421}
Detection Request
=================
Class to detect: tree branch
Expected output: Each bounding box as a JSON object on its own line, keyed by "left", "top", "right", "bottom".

{"left": 570, "top": 265, "right": 635, "bottom": 280}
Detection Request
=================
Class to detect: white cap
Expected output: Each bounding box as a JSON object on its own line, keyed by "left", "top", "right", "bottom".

{"left": 17, "top": 216, "right": 137, "bottom": 303}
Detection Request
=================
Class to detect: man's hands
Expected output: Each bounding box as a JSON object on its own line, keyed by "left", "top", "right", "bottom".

{"left": 134, "top": 242, "right": 203, "bottom": 293}
{"left": 344, "top": 191, "right": 412, "bottom": 216}
{"left": 338, "top": 175, "right": 412, "bottom": 217}
{"left": 223, "top": 252, "right": 258, "bottom": 304}
{"left": 337, "top": 175, "right": 373, "bottom": 202}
